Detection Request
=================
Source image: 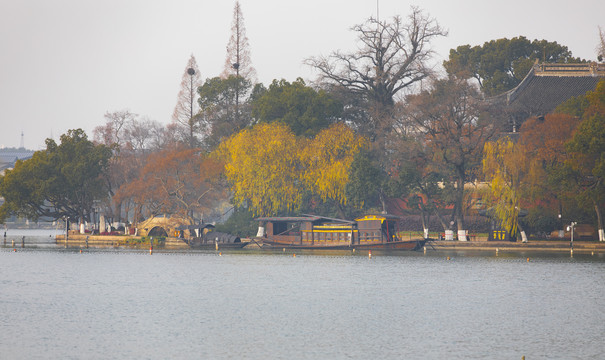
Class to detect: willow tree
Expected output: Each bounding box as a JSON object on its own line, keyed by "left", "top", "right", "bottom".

{"left": 218, "top": 122, "right": 366, "bottom": 218}
{"left": 217, "top": 123, "right": 303, "bottom": 217}
{"left": 302, "top": 123, "right": 367, "bottom": 217}
{"left": 483, "top": 137, "right": 529, "bottom": 242}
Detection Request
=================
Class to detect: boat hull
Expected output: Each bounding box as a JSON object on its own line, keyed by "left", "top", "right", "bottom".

{"left": 260, "top": 239, "right": 426, "bottom": 251}
{"left": 189, "top": 242, "right": 249, "bottom": 250}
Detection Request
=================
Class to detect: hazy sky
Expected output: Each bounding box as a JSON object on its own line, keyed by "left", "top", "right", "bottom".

{"left": 1, "top": 0, "right": 603, "bottom": 150}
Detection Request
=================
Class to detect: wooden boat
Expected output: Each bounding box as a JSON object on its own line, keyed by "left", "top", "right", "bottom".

{"left": 188, "top": 231, "right": 248, "bottom": 249}
{"left": 175, "top": 224, "right": 248, "bottom": 249}
{"left": 256, "top": 214, "right": 426, "bottom": 251}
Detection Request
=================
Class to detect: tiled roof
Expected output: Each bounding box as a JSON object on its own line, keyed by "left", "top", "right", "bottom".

{"left": 507, "top": 72, "right": 603, "bottom": 114}
{"left": 490, "top": 62, "right": 605, "bottom": 129}
{"left": 0, "top": 149, "right": 35, "bottom": 168}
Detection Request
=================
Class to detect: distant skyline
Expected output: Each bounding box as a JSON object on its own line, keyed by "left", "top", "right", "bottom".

{"left": 1, "top": 0, "right": 603, "bottom": 150}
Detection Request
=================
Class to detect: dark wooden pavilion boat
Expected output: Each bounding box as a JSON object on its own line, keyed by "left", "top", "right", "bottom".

{"left": 256, "top": 214, "right": 426, "bottom": 251}
{"left": 176, "top": 224, "right": 248, "bottom": 250}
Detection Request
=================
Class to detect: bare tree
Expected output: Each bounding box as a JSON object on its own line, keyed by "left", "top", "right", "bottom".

{"left": 172, "top": 55, "right": 202, "bottom": 148}
{"left": 123, "top": 116, "right": 169, "bottom": 155}
{"left": 306, "top": 6, "right": 446, "bottom": 138}
{"left": 93, "top": 109, "right": 137, "bottom": 148}
{"left": 221, "top": 1, "right": 256, "bottom": 82}
{"left": 221, "top": 1, "right": 256, "bottom": 127}
{"left": 404, "top": 77, "right": 497, "bottom": 240}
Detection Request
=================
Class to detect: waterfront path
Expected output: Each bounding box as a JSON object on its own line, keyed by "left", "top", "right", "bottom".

{"left": 428, "top": 240, "right": 605, "bottom": 254}
{"left": 48, "top": 234, "right": 605, "bottom": 254}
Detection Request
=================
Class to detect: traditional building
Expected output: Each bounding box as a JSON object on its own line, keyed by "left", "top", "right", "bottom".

{"left": 0, "top": 148, "right": 34, "bottom": 173}
{"left": 491, "top": 62, "right": 605, "bottom": 131}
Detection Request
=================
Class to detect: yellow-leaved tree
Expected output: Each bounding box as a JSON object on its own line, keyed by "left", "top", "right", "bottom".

{"left": 482, "top": 137, "right": 529, "bottom": 242}
{"left": 218, "top": 122, "right": 367, "bottom": 217}
{"left": 217, "top": 123, "right": 303, "bottom": 216}
{"left": 302, "top": 123, "right": 368, "bottom": 216}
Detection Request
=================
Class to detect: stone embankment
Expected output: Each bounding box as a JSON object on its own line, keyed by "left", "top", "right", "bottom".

{"left": 54, "top": 234, "right": 605, "bottom": 254}
{"left": 55, "top": 235, "right": 189, "bottom": 249}
{"left": 428, "top": 240, "right": 605, "bottom": 254}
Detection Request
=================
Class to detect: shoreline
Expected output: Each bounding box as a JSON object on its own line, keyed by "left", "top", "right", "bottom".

{"left": 427, "top": 239, "right": 605, "bottom": 254}
{"left": 46, "top": 235, "right": 605, "bottom": 254}
{"left": 54, "top": 234, "right": 189, "bottom": 249}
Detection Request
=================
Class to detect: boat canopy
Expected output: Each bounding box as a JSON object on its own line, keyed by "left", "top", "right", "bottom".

{"left": 256, "top": 215, "right": 355, "bottom": 224}
{"left": 355, "top": 214, "right": 401, "bottom": 223}
{"left": 202, "top": 231, "right": 241, "bottom": 243}
{"left": 175, "top": 224, "right": 215, "bottom": 231}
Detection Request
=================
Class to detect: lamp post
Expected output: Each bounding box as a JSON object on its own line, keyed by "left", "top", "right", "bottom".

{"left": 232, "top": 62, "right": 240, "bottom": 125}
{"left": 187, "top": 67, "right": 196, "bottom": 148}
{"left": 92, "top": 200, "right": 101, "bottom": 234}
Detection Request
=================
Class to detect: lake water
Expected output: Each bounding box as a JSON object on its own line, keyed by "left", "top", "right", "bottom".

{"left": 1, "top": 233, "right": 605, "bottom": 359}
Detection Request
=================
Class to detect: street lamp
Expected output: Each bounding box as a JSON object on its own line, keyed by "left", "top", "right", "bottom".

{"left": 232, "top": 62, "right": 240, "bottom": 125}
{"left": 187, "top": 67, "right": 196, "bottom": 148}
{"left": 187, "top": 67, "right": 195, "bottom": 119}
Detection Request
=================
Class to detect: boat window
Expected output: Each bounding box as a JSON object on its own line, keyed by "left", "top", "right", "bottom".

{"left": 273, "top": 221, "right": 300, "bottom": 236}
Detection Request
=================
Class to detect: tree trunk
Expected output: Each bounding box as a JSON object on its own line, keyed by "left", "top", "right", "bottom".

{"left": 594, "top": 200, "right": 604, "bottom": 242}
{"left": 557, "top": 200, "right": 564, "bottom": 238}
{"left": 379, "top": 190, "right": 387, "bottom": 214}
{"left": 336, "top": 202, "right": 347, "bottom": 220}
{"left": 455, "top": 169, "right": 467, "bottom": 241}
{"left": 432, "top": 207, "right": 448, "bottom": 231}
{"left": 419, "top": 204, "right": 430, "bottom": 239}
{"left": 517, "top": 220, "right": 528, "bottom": 243}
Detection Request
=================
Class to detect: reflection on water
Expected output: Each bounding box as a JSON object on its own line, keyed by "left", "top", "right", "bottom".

{"left": 1, "top": 248, "right": 604, "bottom": 359}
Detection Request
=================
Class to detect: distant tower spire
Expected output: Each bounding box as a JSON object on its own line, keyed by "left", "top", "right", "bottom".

{"left": 20, "top": 131, "right": 24, "bottom": 149}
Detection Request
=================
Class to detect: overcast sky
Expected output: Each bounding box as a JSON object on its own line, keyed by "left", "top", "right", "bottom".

{"left": 1, "top": 0, "right": 603, "bottom": 150}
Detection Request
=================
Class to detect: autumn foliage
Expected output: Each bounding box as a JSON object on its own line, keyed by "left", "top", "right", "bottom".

{"left": 114, "top": 146, "right": 225, "bottom": 223}
{"left": 301, "top": 123, "right": 367, "bottom": 206}
{"left": 218, "top": 122, "right": 367, "bottom": 217}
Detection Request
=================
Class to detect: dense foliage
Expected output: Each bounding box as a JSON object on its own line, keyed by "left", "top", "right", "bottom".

{"left": 251, "top": 78, "right": 342, "bottom": 137}
{"left": 444, "top": 37, "right": 584, "bottom": 96}
{"left": 481, "top": 80, "right": 605, "bottom": 240}
{"left": 1, "top": 4, "right": 600, "bottom": 241}
{"left": 217, "top": 122, "right": 366, "bottom": 217}
{"left": 0, "top": 129, "right": 112, "bottom": 223}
